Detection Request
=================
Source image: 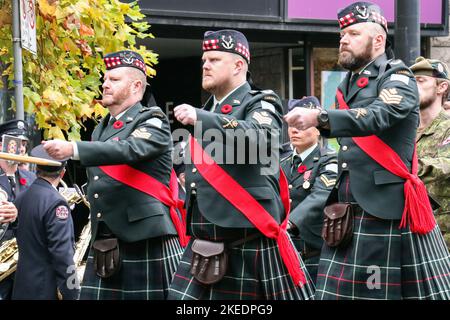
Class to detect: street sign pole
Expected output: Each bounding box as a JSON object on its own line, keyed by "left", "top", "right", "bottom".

{"left": 12, "top": 0, "right": 24, "bottom": 120}
{"left": 394, "top": 0, "right": 420, "bottom": 66}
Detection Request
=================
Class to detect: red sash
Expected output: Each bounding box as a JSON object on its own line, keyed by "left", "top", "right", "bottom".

{"left": 189, "top": 136, "right": 306, "bottom": 286}
{"left": 99, "top": 165, "right": 189, "bottom": 247}
{"left": 336, "top": 89, "right": 435, "bottom": 234}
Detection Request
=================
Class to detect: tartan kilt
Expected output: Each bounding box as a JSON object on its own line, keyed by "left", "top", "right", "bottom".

{"left": 291, "top": 236, "right": 320, "bottom": 285}
{"left": 315, "top": 209, "right": 450, "bottom": 300}
{"left": 79, "top": 235, "right": 183, "bottom": 300}
{"left": 167, "top": 236, "right": 315, "bottom": 300}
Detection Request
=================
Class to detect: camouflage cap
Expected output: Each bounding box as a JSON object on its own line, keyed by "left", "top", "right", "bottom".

{"left": 410, "top": 56, "right": 450, "bottom": 80}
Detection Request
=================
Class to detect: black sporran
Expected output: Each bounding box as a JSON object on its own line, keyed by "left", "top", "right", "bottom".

{"left": 321, "top": 203, "right": 354, "bottom": 248}
{"left": 92, "top": 238, "right": 121, "bottom": 278}
{"left": 190, "top": 239, "right": 228, "bottom": 285}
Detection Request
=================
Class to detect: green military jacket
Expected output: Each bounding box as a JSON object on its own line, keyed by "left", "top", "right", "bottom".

{"left": 77, "top": 103, "right": 177, "bottom": 242}
{"left": 281, "top": 145, "right": 337, "bottom": 250}
{"left": 184, "top": 82, "right": 286, "bottom": 228}
{"left": 322, "top": 53, "right": 420, "bottom": 220}
{"left": 417, "top": 110, "right": 450, "bottom": 215}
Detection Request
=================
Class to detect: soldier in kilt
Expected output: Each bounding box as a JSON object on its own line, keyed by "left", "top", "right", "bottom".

{"left": 285, "top": 1, "right": 450, "bottom": 300}
{"left": 43, "top": 50, "right": 185, "bottom": 300}
{"left": 410, "top": 57, "right": 450, "bottom": 249}
{"left": 281, "top": 97, "right": 338, "bottom": 284}
{"left": 168, "top": 29, "right": 315, "bottom": 300}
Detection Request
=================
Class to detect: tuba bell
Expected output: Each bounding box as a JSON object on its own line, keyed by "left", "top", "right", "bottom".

{"left": 59, "top": 180, "right": 90, "bottom": 208}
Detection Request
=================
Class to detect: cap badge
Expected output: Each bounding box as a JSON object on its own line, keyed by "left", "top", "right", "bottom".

{"left": 437, "top": 63, "right": 444, "bottom": 73}
{"left": 355, "top": 5, "right": 369, "bottom": 19}
{"left": 221, "top": 36, "right": 234, "bottom": 50}
{"left": 17, "top": 121, "right": 25, "bottom": 130}
{"left": 122, "top": 52, "right": 135, "bottom": 65}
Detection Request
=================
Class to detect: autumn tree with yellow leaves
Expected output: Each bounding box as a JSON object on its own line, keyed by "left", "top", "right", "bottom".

{"left": 0, "top": 0, "right": 157, "bottom": 140}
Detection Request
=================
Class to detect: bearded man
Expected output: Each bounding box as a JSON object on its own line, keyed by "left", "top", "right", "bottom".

{"left": 284, "top": 2, "right": 450, "bottom": 300}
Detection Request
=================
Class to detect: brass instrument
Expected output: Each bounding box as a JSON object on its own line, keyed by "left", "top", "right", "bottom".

{"left": 0, "top": 188, "right": 17, "bottom": 281}
{"left": 74, "top": 219, "right": 91, "bottom": 284}
{"left": 58, "top": 180, "right": 92, "bottom": 283}
{"left": 0, "top": 238, "right": 18, "bottom": 282}
{"left": 59, "top": 180, "right": 90, "bottom": 208}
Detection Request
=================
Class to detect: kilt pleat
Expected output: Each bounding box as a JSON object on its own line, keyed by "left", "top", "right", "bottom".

{"left": 79, "top": 235, "right": 183, "bottom": 300}
{"left": 315, "top": 210, "right": 450, "bottom": 300}
{"left": 291, "top": 236, "right": 320, "bottom": 285}
{"left": 167, "top": 236, "right": 315, "bottom": 300}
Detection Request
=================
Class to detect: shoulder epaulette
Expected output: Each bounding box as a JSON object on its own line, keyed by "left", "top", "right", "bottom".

{"left": 141, "top": 106, "right": 166, "bottom": 119}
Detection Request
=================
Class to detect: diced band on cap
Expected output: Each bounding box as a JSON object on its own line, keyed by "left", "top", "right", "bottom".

{"left": 103, "top": 50, "right": 147, "bottom": 75}
{"left": 202, "top": 29, "right": 251, "bottom": 64}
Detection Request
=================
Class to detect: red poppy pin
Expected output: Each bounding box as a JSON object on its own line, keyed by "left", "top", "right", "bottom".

{"left": 357, "top": 77, "right": 369, "bottom": 88}
{"left": 297, "top": 165, "right": 307, "bottom": 174}
{"left": 221, "top": 104, "right": 232, "bottom": 114}
{"left": 113, "top": 120, "right": 124, "bottom": 129}
{"left": 19, "top": 178, "right": 27, "bottom": 186}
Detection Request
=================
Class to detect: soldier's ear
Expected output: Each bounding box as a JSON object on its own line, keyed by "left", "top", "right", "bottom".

{"left": 233, "top": 58, "right": 245, "bottom": 75}
{"left": 131, "top": 79, "right": 144, "bottom": 94}
{"left": 438, "top": 80, "right": 449, "bottom": 95}
{"left": 373, "top": 33, "right": 385, "bottom": 51}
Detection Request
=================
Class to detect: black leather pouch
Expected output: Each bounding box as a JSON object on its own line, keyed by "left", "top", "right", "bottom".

{"left": 190, "top": 239, "right": 228, "bottom": 285}
{"left": 92, "top": 238, "right": 121, "bottom": 278}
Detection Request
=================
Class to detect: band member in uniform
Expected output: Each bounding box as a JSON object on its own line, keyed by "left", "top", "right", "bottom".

{"left": 43, "top": 50, "right": 185, "bottom": 300}
{"left": 285, "top": 2, "right": 450, "bottom": 299}
{"left": 168, "top": 29, "right": 315, "bottom": 300}
{"left": 281, "top": 97, "right": 337, "bottom": 284}
{"left": 0, "top": 120, "right": 35, "bottom": 300}
{"left": 410, "top": 57, "right": 450, "bottom": 249}
{"left": 12, "top": 145, "right": 78, "bottom": 300}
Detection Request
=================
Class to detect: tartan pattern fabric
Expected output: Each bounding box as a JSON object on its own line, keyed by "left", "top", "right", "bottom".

{"left": 202, "top": 39, "right": 220, "bottom": 51}
{"left": 338, "top": 12, "right": 356, "bottom": 28}
{"left": 315, "top": 210, "right": 450, "bottom": 300}
{"left": 236, "top": 43, "right": 250, "bottom": 63}
{"left": 371, "top": 12, "right": 388, "bottom": 30}
{"left": 167, "top": 236, "right": 315, "bottom": 300}
{"left": 291, "top": 236, "right": 320, "bottom": 285}
{"left": 79, "top": 235, "right": 183, "bottom": 300}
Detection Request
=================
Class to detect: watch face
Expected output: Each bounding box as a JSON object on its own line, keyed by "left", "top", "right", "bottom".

{"left": 319, "top": 111, "right": 328, "bottom": 123}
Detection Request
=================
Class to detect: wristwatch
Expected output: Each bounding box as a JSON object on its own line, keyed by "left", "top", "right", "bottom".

{"left": 317, "top": 109, "right": 329, "bottom": 128}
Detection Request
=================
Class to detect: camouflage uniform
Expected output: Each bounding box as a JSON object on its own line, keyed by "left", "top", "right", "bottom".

{"left": 417, "top": 110, "right": 450, "bottom": 247}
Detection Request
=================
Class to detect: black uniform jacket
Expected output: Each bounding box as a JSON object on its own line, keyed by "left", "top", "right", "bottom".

{"left": 281, "top": 146, "right": 337, "bottom": 250}
{"left": 322, "top": 54, "right": 419, "bottom": 220}
{"left": 184, "top": 82, "right": 286, "bottom": 228}
{"left": 77, "top": 103, "right": 177, "bottom": 242}
{"left": 13, "top": 178, "right": 78, "bottom": 300}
